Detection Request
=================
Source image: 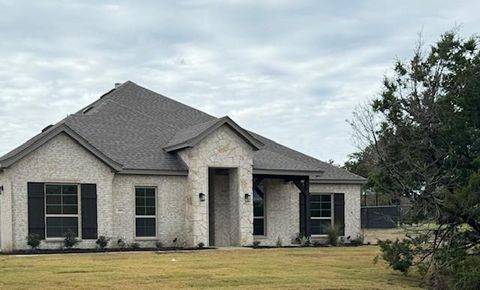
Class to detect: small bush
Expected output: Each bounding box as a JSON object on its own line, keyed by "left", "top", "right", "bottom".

{"left": 252, "top": 240, "right": 261, "bottom": 248}
{"left": 26, "top": 233, "right": 41, "bottom": 250}
{"left": 327, "top": 224, "right": 340, "bottom": 246}
{"left": 117, "top": 238, "right": 126, "bottom": 248}
{"left": 276, "top": 237, "right": 282, "bottom": 248}
{"left": 63, "top": 230, "right": 79, "bottom": 249}
{"left": 129, "top": 242, "right": 140, "bottom": 250}
{"left": 198, "top": 242, "right": 205, "bottom": 248}
{"left": 300, "top": 236, "right": 310, "bottom": 247}
{"left": 95, "top": 236, "right": 110, "bottom": 249}
{"left": 155, "top": 240, "right": 164, "bottom": 249}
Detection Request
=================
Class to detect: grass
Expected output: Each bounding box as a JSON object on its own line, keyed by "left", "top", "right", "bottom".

{"left": 0, "top": 246, "right": 421, "bottom": 289}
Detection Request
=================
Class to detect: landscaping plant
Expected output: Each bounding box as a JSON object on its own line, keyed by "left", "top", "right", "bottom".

{"left": 348, "top": 30, "right": 480, "bottom": 289}
{"left": 96, "top": 236, "right": 110, "bottom": 250}
{"left": 63, "top": 230, "right": 79, "bottom": 249}
{"left": 326, "top": 224, "right": 340, "bottom": 246}
{"left": 26, "top": 233, "right": 41, "bottom": 250}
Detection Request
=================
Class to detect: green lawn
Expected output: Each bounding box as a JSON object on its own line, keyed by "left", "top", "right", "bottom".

{"left": 0, "top": 246, "right": 421, "bottom": 289}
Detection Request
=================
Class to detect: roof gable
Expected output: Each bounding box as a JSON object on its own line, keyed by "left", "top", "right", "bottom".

{"left": 0, "top": 123, "right": 122, "bottom": 171}
{"left": 163, "top": 116, "right": 263, "bottom": 152}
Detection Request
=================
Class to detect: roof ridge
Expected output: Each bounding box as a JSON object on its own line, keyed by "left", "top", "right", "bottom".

{"left": 106, "top": 98, "right": 181, "bottom": 131}
{"left": 121, "top": 81, "right": 216, "bottom": 119}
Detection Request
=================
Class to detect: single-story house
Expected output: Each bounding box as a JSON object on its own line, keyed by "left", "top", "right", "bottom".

{"left": 0, "top": 81, "right": 365, "bottom": 251}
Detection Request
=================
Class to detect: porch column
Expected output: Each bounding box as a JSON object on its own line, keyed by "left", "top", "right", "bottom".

{"left": 238, "top": 166, "right": 254, "bottom": 246}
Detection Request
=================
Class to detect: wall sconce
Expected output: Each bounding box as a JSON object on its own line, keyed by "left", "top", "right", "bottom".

{"left": 244, "top": 193, "right": 251, "bottom": 202}
{"left": 199, "top": 192, "right": 206, "bottom": 202}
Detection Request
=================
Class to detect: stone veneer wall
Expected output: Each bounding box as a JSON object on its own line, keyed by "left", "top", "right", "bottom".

{"left": 111, "top": 175, "right": 187, "bottom": 248}
{"left": 178, "top": 125, "right": 254, "bottom": 247}
{"left": 0, "top": 133, "right": 189, "bottom": 251}
{"left": 309, "top": 183, "right": 362, "bottom": 239}
{"left": 1, "top": 133, "right": 115, "bottom": 250}
{"left": 255, "top": 178, "right": 300, "bottom": 246}
{"left": 0, "top": 128, "right": 361, "bottom": 251}
{"left": 0, "top": 169, "right": 13, "bottom": 250}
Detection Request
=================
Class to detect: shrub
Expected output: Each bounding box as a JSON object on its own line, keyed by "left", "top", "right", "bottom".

{"left": 300, "top": 236, "right": 310, "bottom": 247}
{"left": 26, "top": 233, "right": 41, "bottom": 250}
{"left": 252, "top": 240, "right": 261, "bottom": 248}
{"left": 377, "top": 239, "right": 413, "bottom": 274}
{"left": 63, "top": 230, "right": 79, "bottom": 249}
{"left": 276, "top": 237, "right": 282, "bottom": 248}
{"left": 96, "top": 236, "right": 110, "bottom": 249}
{"left": 198, "top": 242, "right": 205, "bottom": 248}
{"left": 116, "top": 238, "right": 126, "bottom": 248}
{"left": 155, "top": 240, "right": 164, "bottom": 249}
{"left": 453, "top": 255, "right": 480, "bottom": 290}
{"left": 129, "top": 242, "right": 140, "bottom": 250}
{"left": 327, "top": 224, "right": 340, "bottom": 246}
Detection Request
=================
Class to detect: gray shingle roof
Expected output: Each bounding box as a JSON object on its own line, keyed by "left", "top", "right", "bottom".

{"left": 0, "top": 81, "right": 365, "bottom": 183}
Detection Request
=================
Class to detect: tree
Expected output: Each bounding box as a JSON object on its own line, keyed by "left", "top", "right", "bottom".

{"left": 351, "top": 31, "right": 480, "bottom": 289}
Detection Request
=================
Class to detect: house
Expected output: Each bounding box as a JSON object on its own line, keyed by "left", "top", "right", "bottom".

{"left": 0, "top": 81, "right": 365, "bottom": 251}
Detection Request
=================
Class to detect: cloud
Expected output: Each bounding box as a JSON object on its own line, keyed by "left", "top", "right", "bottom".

{"left": 0, "top": 0, "right": 479, "bottom": 163}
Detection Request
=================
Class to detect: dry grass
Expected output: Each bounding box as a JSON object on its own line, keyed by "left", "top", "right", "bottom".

{"left": 0, "top": 246, "right": 421, "bottom": 289}
{"left": 363, "top": 228, "right": 407, "bottom": 244}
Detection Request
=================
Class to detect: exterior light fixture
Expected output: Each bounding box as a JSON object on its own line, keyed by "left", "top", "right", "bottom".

{"left": 245, "top": 193, "right": 251, "bottom": 202}
{"left": 199, "top": 192, "right": 206, "bottom": 202}
{"left": 0, "top": 185, "right": 3, "bottom": 195}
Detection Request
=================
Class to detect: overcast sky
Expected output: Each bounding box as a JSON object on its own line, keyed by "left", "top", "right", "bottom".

{"left": 0, "top": 1, "right": 479, "bottom": 163}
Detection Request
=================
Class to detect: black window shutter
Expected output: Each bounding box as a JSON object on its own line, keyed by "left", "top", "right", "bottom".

{"left": 81, "top": 184, "right": 98, "bottom": 239}
{"left": 334, "top": 193, "right": 345, "bottom": 236}
{"left": 28, "top": 182, "right": 45, "bottom": 239}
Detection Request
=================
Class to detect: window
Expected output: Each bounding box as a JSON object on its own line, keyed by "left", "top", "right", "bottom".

{"left": 310, "top": 193, "right": 333, "bottom": 235}
{"left": 135, "top": 187, "right": 156, "bottom": 238}
{"left": 45, "top": 184, "right": 80, "bottom": 238}
{"left": 253, "top": 187, "right": 265, "bottom": 236}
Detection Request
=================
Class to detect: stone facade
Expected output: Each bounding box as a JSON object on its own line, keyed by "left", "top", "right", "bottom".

{"left": 0, "top": 133, "right": 115, "bottom": 250}
{"left": 255, "top": 178, "right": 300, "bottom": 246}
{"left": 111, "top": 175, "right": 188, "bottom": 247}
{"left": 0, "top": 133, "right": 189, "bottom": 251}
{"left": 310, "top": 183, "right": 362, "bottom": 240}
{"left": 178, "top": 125, "right": 255, "bottom": 246}
{"left": 0, "top": 127, "right": 362, "bottom": 252}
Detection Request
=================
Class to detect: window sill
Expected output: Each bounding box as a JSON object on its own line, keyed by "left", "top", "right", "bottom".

{"left": 253, "top": 235, "right": 268, "bottom": 239}
{"left": 135, "top": 237, "right": 157, "bottom": 241}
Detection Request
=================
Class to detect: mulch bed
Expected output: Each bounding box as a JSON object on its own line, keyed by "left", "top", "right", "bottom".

{"left": 2, "top": 247, "right": 216, "bottom": 255}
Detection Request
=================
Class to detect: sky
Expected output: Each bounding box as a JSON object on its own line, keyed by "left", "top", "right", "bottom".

{"left": 0, "top": 0, "right": 479, "bottom": 163}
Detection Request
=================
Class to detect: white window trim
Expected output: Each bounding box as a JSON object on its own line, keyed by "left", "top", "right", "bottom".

{"left": 310, "top": 193, "right": 334, "bottom": 237}
{"left": 44, "top": 183, "right": 82, "bottom": 240}
{"left": 253, "top": 188, "right": 266, "bottom": 237}
{"left": 134, "top": 186, "right": 158, "bottom": 240}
